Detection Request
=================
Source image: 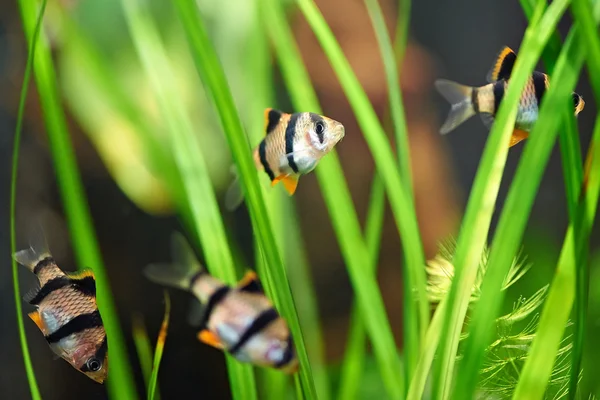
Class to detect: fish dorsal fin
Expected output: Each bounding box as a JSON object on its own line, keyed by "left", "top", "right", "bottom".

{"left": 264, "top": 108, "right": 283, "bottom": 135}
{"left": 67, "top": 268, "right": 95, "bottom": 280}
{"left": 486, "top": 46, "right": 517, "bottom": 82}
{"left": 236, "top": 271, "right": 263, "bottom": 293}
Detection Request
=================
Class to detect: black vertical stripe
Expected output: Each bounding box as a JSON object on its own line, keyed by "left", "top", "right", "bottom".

{"left": 198, "top": 286, "right": 230, "bottom": 328}
{"left": 71, "top": 276, "right": 96, "bottom": 297}
{"left": 285, "top": 114, "right": 300, "bottom": 173}
{"left": 274, "top": 335, "right": 296, "bottom": 368}
{"left": 45, "top": 311, "right": 103, "bottom": 343}
{"left": 471, "top": 87, "right": 479, "bottom": 114}
{"left": 229, "top": 308, "right": 279, "bottom": 354}
{"left": 188, "top": 270, "right": 207, "bottom": 288}
{"left": 493, "top": 81, "right": 505, "bottom": 115}
{"left": 309, "top": 113, "right": 325, "bottom": 143}
{"left": 573, "top": 93, "right": 581, "bottom": 109}
{"left": 266, "top": 109, "right": 281, "bottom": 134}
{"left": 33, "top": 257, "right": 54, "bottom": 275}
{"left": 258, "top": 140, "right": 275, "bottom": 181}
{"left": 532, "top": 72, "right": 547, "bottom": 106}
{"left": 26, "top": 277, "right": 72, "bottom": 305}
{"left": 497, "top": 51, "right": 516, "bottom": 81}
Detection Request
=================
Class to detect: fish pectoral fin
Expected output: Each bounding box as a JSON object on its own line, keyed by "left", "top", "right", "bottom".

{"left": 509, "top": 129, "right": 529, "bottom": 147}
{"left": 237, "top": 271, "right": 263, "bottom": 293}
{"left": 281, "top": 175, "right": 299, "bottom": 195}
{"left": 486, "top": 46, "right": 517, "bottom": 82}
{"left": 198, "top": 329, "right": 224, "bottom": 349}
{"left": 28, "top": 311, "right": 46, "bottom": 333}
{"left": 271, "top": 175, "right": 285, "bottom": 187}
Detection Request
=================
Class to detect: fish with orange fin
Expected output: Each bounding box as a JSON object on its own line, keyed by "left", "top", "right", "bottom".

{"left": 14, "top": 228, "right": 108, "bottom": 383}
{"left": 144, "top": 232, "right": 299, "bottom": 373}
{"left": 435, "top": 46, "right": 585, "bottom": 147}
{"left": 225, "top": 108, "right": 345, "bottom": 210}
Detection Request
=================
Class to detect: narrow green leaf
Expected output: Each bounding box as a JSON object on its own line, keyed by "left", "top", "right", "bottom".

{"left": 263, "top": 0, "right": 405, "bottom": 398}
{"left": 148, "top": 292, "right": 170, "bottom": 400}
{"left": 119, "top": 1, "right": 258, "bottom": 398}
{"left": 17, "top": 0, "right": 138, "bottom": 397}
{"left": 514, "top": 115, "right": 600, "bottom": 398}
{"left": 11, "top": 1, "right": 47, "bottom": 397}
{"left": 567, "top": 0, "right": 600, "bottom": 395}
{"left": 171, "top": 0, "right": 317, "bottom": 397}
{"left": 336, "top": 175, "right": 386, "bottom": 400}
{"left": 295, "top": 3, "right": 430, "bottom": 358}
{"left": 453, "top": 7, "right": 594, "bottom": 395}
{"left": 364, "top": 0, "right": 419, "bottom": 379}
{"left": 132, "top": 315, "right": 158, "bottom": 398}
{"left": 433, "top": 1, "right": 571, "bottom": 398}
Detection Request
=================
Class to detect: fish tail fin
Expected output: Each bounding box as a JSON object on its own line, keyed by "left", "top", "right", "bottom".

{"left": 434, "top": 79, "right": 477, "bottom": 135}
{"left": 14, "top": 224, "right": 52, "bottom": 272}
{"left": 224, "top": 165, "right": 244, "bottom": 212}
{"left": 144, "top": 232, "right": 204, "bottom": 291}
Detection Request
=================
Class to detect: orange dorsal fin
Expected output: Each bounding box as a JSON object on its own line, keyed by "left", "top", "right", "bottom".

{"left": 28, "top": 311, "right": 46, "bottom": 333}
{"left": 486, "top": 46, "right": 517, "bottom": 82}
{"left": 67, "top": 268, "right": 95, "bottom": 280}
{"left": 198, "top": 329, "right": 224, "bottom": 349}
{"left": 236, "top": 271, "right": 263, "bottom": 293}
{"left": 509, "top": 129, "right": 529, "bottom": 147}
{"left": 264, "top": 108, "right": 283, "bottom": 135}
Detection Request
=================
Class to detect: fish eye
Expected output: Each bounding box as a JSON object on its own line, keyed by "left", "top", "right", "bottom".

{"left": 315, "top": 122, "right": 325, "bottom": 135}
{"left": 573, "top": 93, "right": 580, "bottom": 108}
{"left": 86, "top": 357, "right": 102, "bottom": 372}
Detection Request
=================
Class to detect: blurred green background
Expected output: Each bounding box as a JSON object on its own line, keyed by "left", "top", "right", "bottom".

{"left": 1, "top": 0, "right": 598, "bottom": 398}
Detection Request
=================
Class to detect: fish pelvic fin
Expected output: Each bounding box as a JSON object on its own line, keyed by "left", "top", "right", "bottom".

{"left": 14, "top": 224, "right": 52, "bottom": 272}
{"left": 28, "top": 311, "right": 46, "bottom": 333}
{"left": 143, "top": 232, "right": 204, "bottom": 291}
{"left": 198, "top": 329, "right": 224, "bottom": 349}
{"left": 486, "top": 46, "right": 517, "bottom": 82}
{"left": 272, "top": 174, "right": 299, "bottom": 195}
{"left": 434, "top": 79, "right": 477, "bottom": 135}
{"left": 509, "top": 129, "right": 529, "bottom": 147}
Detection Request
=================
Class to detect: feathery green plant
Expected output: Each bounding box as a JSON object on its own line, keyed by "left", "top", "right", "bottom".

{"left": 433, "top": 1, "right": 571, "bottom": 398}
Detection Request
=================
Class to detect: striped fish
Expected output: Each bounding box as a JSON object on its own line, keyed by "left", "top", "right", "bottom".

{"left": 435, "top": 46, "right": 585, "bottom": 147}
{"left": 14, "top": 229, "right": 108, "bottom": 383}
{"left": 144, "top": 233, "right": 298, "bottom": 373}
{"left": 225, "top": 108, "right": 345, "bottom": 210}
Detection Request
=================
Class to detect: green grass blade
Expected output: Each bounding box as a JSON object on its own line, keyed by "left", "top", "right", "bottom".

{"left": 336, "top": 175, "right": 386, "bottom": 400}
{"left": 119, "top": 1, "right": 258, "bottom": 398}
{"left": 263, "top": 1, "right": 405, "bottom": 398}
{"left": 10, "top": 1, "right": 47, "bottom": 398}
{"left": 295, "top": 2, "right": 430, "bottom": 360}
{"left": 17, "top": 0, "right": 138, "bottom": 398}
{"left": 148, "top": 292, "right": 170, "bottom": 400}
{"left": 407, "top": 299, "right": 447, "bottom": 400}
{"left": 514, "top": 115, "right": 600, "bottom": 398}
{"left": 432, "top": 1, "right": 570, "bottom": 398}
{"left": 171, "top": 1, "right": 317, "bottom": 397}
{"left": 452, "top": 8, "right": 594, "bottom": 396}
{"left": 364, "top": 0, "right": 419, "bottom": 379}
{"left": 568, "top": 1, "right": 600, "bottom": 395}
{"left": 132, "top": 315, "right": 158, "bottom": 398}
